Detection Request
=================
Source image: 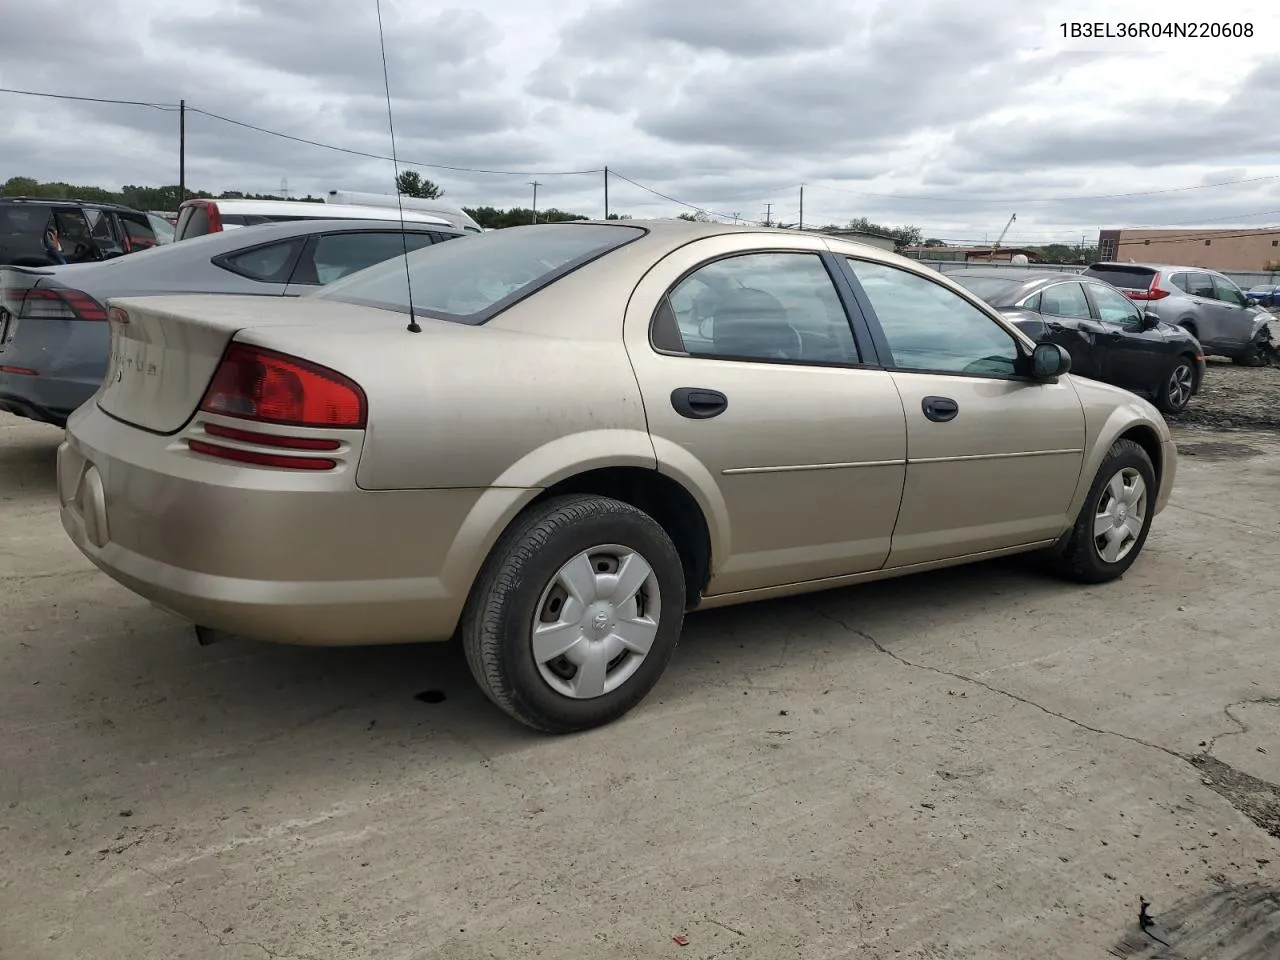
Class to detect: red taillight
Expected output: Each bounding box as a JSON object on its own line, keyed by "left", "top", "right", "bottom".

{"left": 202, "top": 422, "right": 340, "bottom": 451}
{"left": 0, "top": 365, "right": 39, "bottom": 375}
{"left": 187, "top": 438, "right": 337, "bottom": 471}
{"left": 199, "top": 343, "right": 367, "bottom": 428}
{"left": 1125, "top": 272, "right": 1170, "bottom": 301}
{"left": 14, "top": 287, "right": 107, "bottom": 321}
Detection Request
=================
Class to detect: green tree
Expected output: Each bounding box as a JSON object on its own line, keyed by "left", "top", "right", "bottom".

{"left": 676, "top": 211, "right": 713, "bottom": 222}
{"left": 462, "top": 205, "right": 589, "bottom": 229}
{"left": 395, "top": 170, "right": 444, "bottom": 199}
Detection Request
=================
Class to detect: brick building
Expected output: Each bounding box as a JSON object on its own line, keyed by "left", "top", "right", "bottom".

{"left": 1097, "top": 227, "right": 1280, "bottom": 271}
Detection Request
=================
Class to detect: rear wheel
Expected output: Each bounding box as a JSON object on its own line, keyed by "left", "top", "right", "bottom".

{"left": 460, "top": 494, "right": 686, "bottom": 733}
{"left": 1042, "top": 439, "right": 1155, "bottom": 584}
{"left": 1155, "top": 356, "right": 1195, "bottom": 414}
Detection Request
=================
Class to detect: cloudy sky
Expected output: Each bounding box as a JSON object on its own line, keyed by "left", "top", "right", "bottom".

{"left": 3, "top": 0, "right": 1279, "bottom": 245}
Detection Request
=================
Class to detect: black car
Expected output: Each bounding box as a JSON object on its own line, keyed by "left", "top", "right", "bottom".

{"left": 949, "top": 269, "right": 1206, "bottom": 414}
{"left": 0, "top": 197, "right": 164, "bottom": 267}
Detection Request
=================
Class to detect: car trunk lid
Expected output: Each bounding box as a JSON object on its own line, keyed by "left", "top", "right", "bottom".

{"left": 96, "top": 295, "right": 397, "bottom": 433}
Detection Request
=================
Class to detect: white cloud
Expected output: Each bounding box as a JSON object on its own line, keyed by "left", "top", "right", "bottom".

{"left": 1, "top": 0, "right": 1278, "bottom": 245}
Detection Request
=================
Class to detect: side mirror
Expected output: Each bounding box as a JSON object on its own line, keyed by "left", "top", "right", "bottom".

{"left": 1031, "top": 342, "right": 1071, "bottom": 380}
{"left": 1141, "top": 311, "right": 1160, "bottom": 330}
{"left": 1246, "top": 297, "right": 1259, "bottom": 308}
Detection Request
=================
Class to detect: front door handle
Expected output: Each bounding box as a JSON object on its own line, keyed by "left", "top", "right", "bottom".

{"left": 671, "top": 387, "right": 728, "bottom": 419}
{"left": 922, "top": 396, "right": 959, "bottom": 423}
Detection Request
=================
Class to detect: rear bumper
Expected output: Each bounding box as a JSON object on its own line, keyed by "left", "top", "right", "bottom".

{"left": 58, "top": 403, "right": 537, "bottom": 645}
{"left": 0, "top": 372, "right": 96, "bottom": 427}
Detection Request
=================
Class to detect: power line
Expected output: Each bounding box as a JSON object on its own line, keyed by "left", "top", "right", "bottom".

{"left": 186, "top": 107, "right": 602, "bottom": 177}
{"left": 607, "top": 170, "right": 746, "bottom": 221}
{"left": 0, "top": 86, "right": 177, "bottom": 110}
{"left": 0, "top": 87, "right": 600, "bottom": 177}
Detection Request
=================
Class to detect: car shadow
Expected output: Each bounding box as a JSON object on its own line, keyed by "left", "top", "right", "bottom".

{"left": 23, "top": 555, "right": 1076, "bottom": 778}
{"left": 0, "top": 421, "right": 61, "bottom": 499}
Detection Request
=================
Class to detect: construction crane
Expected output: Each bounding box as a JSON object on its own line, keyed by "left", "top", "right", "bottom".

{"left": 976, "top": 213, "right": 1017, "bottom": 262}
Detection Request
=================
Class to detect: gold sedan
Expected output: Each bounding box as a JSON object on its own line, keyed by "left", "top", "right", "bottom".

{"left": 59, "top": 220, "right": 1176, "bottom": 732}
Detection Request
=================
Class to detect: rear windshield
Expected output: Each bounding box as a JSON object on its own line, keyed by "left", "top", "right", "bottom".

{"left": 176, "top": 204, "right": 211, "bottom": 240}
{"left": 949, "top": 275, "right": 1026, "bottom": 303}
{"left": 1083, "top": 265, "right": 1155, "bottom": 290}
{"left": 314, "top": 223, "right": 645, "bottom": 324}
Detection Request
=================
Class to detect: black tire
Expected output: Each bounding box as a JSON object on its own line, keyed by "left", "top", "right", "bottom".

{"left": 460, "top": 494, "right": 686, "bottom": 733}
{"left": 1042, "top": 439, "right": 1156, "bottom": 584}
{"left": 1232, "top": 335, "right": 1268, "bottom": 367}
{"left": 1154, "top": 355, "right": 1196, "bottom": 414}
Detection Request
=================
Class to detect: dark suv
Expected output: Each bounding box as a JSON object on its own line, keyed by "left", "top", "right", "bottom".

{"left": 0, "top": 197, "right": 163, "bottom": 267}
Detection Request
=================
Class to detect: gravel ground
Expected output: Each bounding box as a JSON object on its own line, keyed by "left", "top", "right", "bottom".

{"left": 1172, "top": 317, "right": 1280, "bottom": 432}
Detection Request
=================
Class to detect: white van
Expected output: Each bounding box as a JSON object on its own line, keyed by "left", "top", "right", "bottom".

{"left": 326, "top": 190, "right": 484, "bottom": 234}
{"left": 174, "top": 198, "right": 454, "bottom": 241}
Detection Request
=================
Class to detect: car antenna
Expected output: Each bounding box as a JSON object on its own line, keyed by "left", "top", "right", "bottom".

{"left": 375, "top": 0, "right": 421, "bottom": 333}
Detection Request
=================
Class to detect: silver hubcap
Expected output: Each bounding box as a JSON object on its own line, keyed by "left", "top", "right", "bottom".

{"left": 1093, "top": 467, "right": 1148, "bottom": 564}
{"left": 531, "top": 545, "right": 662, "bottom": 699}
{"left": 1168, "top": 364, "right": 1193, "bottom": 408}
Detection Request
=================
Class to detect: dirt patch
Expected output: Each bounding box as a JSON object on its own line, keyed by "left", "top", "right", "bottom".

{"left": 1176, "top": 441, "right": 1266, "bottom": 461}
{"left": 1185, "top": 754, "right": 1280, "bottom": 840}
{"left": 1172, "top": 355, "right": 1280, "bottom": 433}
{"left": 1109, "top": 881, "right": 1280, "bottom": 958}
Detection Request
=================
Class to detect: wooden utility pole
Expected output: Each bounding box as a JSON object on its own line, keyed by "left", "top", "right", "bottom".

{"left": 179, "top": 99, "right": 186, "bottom": 203}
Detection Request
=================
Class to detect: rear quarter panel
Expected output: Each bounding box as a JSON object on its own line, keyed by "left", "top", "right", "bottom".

{"left": 239, "top": 317, "right": 655, "bottom": 492}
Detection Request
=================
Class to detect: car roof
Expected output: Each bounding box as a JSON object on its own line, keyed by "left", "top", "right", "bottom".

{"left": 0, "top": 196, "right": 138, "bottom": 212}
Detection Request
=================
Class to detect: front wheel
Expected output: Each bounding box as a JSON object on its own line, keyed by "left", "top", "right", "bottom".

{"left": 1233, "top": 334, "right": 1270, "bottom": 367}
{"left": 460, "top": 494, "right": 686, "bottom": 733}
{"left": 1155, "top": 357, "right": 1195, "bottom": 414}
{"left": 1042, "top": 439, "right": 1156, "bottom": 584}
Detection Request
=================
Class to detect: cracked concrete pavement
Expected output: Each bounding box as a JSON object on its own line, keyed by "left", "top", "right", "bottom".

{"left": 2, "top": 411, "right": 1279, "bottom": 959}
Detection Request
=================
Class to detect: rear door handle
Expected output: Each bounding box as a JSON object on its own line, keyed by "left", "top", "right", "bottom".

{"left": 922, "top": 396, "right": 959, "bottom": 423}
{"left": 671, "top": 387, "right": 728, "bottom": 419}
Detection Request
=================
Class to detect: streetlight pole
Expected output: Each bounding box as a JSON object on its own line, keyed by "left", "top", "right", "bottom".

{"left": 529, "top": 181, "right": 541, "bottom": 224}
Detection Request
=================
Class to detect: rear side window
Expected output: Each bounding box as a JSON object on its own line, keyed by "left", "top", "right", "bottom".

{"left": 1186, "top": 272, "right": 1215, "bottom": 298}
{"left": 1169, "top": 273, "right": 1190, "bottom": 293}
{"left": 294, "top": 231, "right": 436, "bottom": 285}
{"left": 216, "top": 239, "right": 305, "bottom": 283}
{"left": 1040, "top": 282, "right": 1092, "bottom": 319}
{"left": 177, "top": 204, "right": 211, "bottom": 239}
{"left": 657, "top": 252, "right": 859, "bottom": 364}
{"left": 1016, "top": 290, "right": 1042, "bottom": 312}
{"left": 1084, "top": 265, "right": 1155, "bottom": 291}
{"left": 315, "top": 223, "right": 645, "bottom": 324}
{"left": 119, "top": 213, "right": 158, "bottom": 249}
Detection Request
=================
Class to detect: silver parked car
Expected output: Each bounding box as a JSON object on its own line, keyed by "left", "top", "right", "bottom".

{"left": 0, "top": 217, "right": 461, "bottom": 426}
{"left": 1081, "top": 262, "right": 1274, "bottom": 365}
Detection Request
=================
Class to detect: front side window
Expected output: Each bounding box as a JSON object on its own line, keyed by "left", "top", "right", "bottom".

{"left": 315, "top": 223, "right": 645, "bottom": 324}
{"left": 1039, "top": 282, "right": 1092, "bottom": 320}
{"left": 1088, "top": 282, "right": 1142, "bottom": 328}
{"left": 848, "top": 259, "right": 1019, "bottom": 376}
{"left": 657, "top": 252, "right": 858, "bottom": 364}
{"left": 1211, "top": 275, "right": 1246, "bottom": 307}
